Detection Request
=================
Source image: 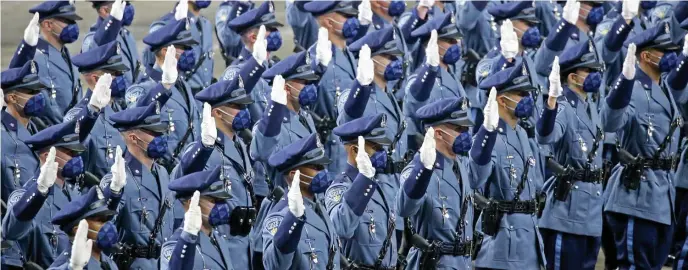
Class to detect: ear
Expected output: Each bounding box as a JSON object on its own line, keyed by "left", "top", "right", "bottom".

{"left": 40, "top": 20, "right": 51, "bottom": 30}
{"left": 567, "top": 72, "right": 576, "bottom": 84}
{"left": 433, "top": 127, "right": 443, "bottom": 139}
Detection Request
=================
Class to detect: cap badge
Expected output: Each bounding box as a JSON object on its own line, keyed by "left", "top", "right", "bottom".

{"left": 185, "top": 19, "right": 190, "bottom": 31}
{"left": 522, "top": 64, "right": 528, "bottom": 76}
{"left": 96, "top": 187, "right": 104, "bottom": 200}
{"left": 380, "top": 114, "right": 387, "bottom": 128}
{"left": 316, "top": 135, "right": 323, "bottom": 149}
{"left": 116, "top": 43, "right": 121, "bottom": 55}
{"left": 665, "top": 22, "right": 670, "bottom": 34}
{"left": 269, "top": 1, "right": 274, "bottom": 13}
{"left": 74, "top": 121, "right": 80, "bottom": 135}
{"left": 306, "top": 51, "right": 312, "bottom": 65}
{"left": 461, "top": 98, "right": 468, "bottom": 110}
{"left": 155, "top": 101, "right": 161, "bottom": 115}
{"left": 238, "top": 75, "right": 245, "bottom": 89}
{"left": 528, "top": 156, "right": 536, "bottom": 167}
{"left": 30, "top": 60, "right": 36, "bottom": 74}
{"left": 588, "top": 41, "right": 594, "bottom": 53}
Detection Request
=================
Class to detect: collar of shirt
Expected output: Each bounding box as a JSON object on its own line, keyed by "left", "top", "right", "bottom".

{"left": 635, "top": 66, "right": 654, "bottom": 90}
{"left": 125, "top": 151, "right": 143, "bottom": 176}
{"left": 2, "top": 110, "right": 18, "bottom": 132}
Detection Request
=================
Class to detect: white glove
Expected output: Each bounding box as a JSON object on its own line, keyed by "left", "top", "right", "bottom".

{"left": 425, "top": 30, "right": 440, "bottom": 67}
{"left": 356, "top": 136, "right": 376, "bottom": 178}
{"left": 483, "top": 88, "right": 500, "bottom": 132}
{"left": 89, "top": 74, "right": 112, "bottom": 110}
{"left": 110, "top": 0, "right": 125, "bottom": 21}
{"left": 356, "top": 45, "right": 375, "bottom": 85}
{"left": 548, "top": 57, "right": 563, "bottom": 98}
{"left": 419, "top": 0, "right": 435, "bottom": 8}
{"left": 252, "top": 25, "right": 268, "bottom": 63}
{"left": 37, "top": 147, "right": 58, "bottom": 194}
{"left": 622, "top": 43, "right": 636, "bottom": 79}
{"left": 500, "top": 19, "right": 519, "bottom": 59}
{"left": 316, "top": 27, "right": 333, "bottom": 66}
{"left": 24, "top": 13, "right": 40, "bottom": 46}
{"left": 162, "top": 45, "right": 178, "bottom": 85}
{"left": 419, "top": 127, "right": 436, "bottom": 170}
{"left": 201, "top": 103, "right": 217, "bottom": 147}
{"left": 683, "top": 34, "right": 688, "bottom": 56}
{"left": 288, "top": 170, "right": 305, "bottom": 217}
{"left": 622, "top": 0, "right": 639, "bottom": 21}
{"left": 183, "top": 191, "right": 202, "bottom": 236}
{"left": 109, "top": 146, "right": 126, "bottom": 193}
{"left": 1, "top": 88, "right": 5, "bottom": 108}
{"left": 271, "top": 75, "right": 288, "bottom": 105}
{"left": 69, "top": 220, "right": 93, "bottom": 270}
{"left": 562, "top": 0, "right": 580, "bottom": 25}
{"left": 174, "top": 0, "right": 188, "bottom": 21}
{"left": 358, "top": 0, "right": 373, "bottom": 25}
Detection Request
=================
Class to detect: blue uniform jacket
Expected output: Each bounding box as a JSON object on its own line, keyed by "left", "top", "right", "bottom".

{"left": 469, "top": 121, "right": 546, "bottom": 269}
{"left": 262, "top": 196, "right": 341, "bottom": 270}
{"left": 325, "top": 165, "right": 400, "bottom": 268}
{"left": 456, "top": 1, "right": 495, "bottom": 57}
{"left": 536, "top": 88, "right": 605, "bottom": 237}
{"left": 600, "top": 62, "right": 688, "bottom": 225}
{"left": 397, "top": 154, "right": 475, "bottom": 270}
{"left": 215, "top": 1, "right": 248, "bottom": 63}
{"left": 286, "top": 1, "right": 318, "bottom": 51}
{"left": 32, "top": 39, "right": 82, "bottom": 126}
{"left": 1, "top": 110, "right": 40, "bottom": 202}
{"left": 160, "top": 227, "right": 234, "bottom": 270}
{"left": 47, "top": 246, "right": 118, "bottom": 270}
{"left": 82, "top": 15, "right": 141, "bottom": 85}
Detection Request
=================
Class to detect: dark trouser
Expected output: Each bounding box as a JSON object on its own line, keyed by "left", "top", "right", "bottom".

{"left": 605, "top": 212, "right": 674, "bottom": 270}
{"left": 673, "top": 188, "right": 688, "bottom": 270}
{"left": 602, "top": 144, "right": 619, "bottom": 270}
{"left": 540, "top": 228, "right": 601, "bottom": 270}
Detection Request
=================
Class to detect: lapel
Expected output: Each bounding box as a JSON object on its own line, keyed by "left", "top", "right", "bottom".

{"left": 499, "top": 120, "right": 526, "bottom": 161}
{"left": 44, "top": 40, "right": 72, "bottom": 77}
{"left": 375, "top": 85, "right": 401, "bottom": 121}
{"left": 125, "top": 153, "right": 162, "bottom": 200}
{"left": 286, "top": 111, "right": 310, "bottom": 139}
{"left": 2, "top": 111, "right": 32, "bottom": 140}
{"left": 198, "top": 232, "right": 225, "bottom": 267}
{"left": 222, "top": 134, "right": 244, "bottom": 169}
{"left": 51, "top": 182, "right": 71, "bottom": 212}
{"left": 438, "top": 155, "right": 462, "bottom": 197}
{"left": 303, "top": 199, "right": 330, "bottom": 238}
{"left": 564, "top": 87, "right": 595, "bottom": 134}
{"left": 334, "top": 48, "right": 356, "bottom": 80}
{"left": 637, "top": 68, "right": 673, "bottom": 116}
{"left": 212, "top": 230, "right": 233, "bottom": 268}
{"left": 439, "top": 68, "right": 461, "bottom": 98}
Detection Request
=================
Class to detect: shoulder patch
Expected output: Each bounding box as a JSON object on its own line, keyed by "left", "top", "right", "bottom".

{"left": 82, "top": 36, "right": 94, "bottom": 51}
{"left": 125, "top": 86, "right": 145, "bottom": 108}
{"left": 651, "top": 4, "right": 671, "bottom": 22}
{"left": 477, "top": 61, "right": 492, "bottom": 79}
{"left": 8, "top": 189, "right": 25, "bottom": 209}
{"left": 325, "top": 185, "right": 346, "bottom": 209}
{"left": 63, "top": 107, "right": 82, "bottom": 123}
{"left": 400, "top": 166, "right": 413, "bottom": 186}
{"left": 217, "top": 6, "right": 229, "bottom": 22}
{"left": 264, "top": 215, "right": 283, "bottom": 236}
{"left": 100, "top": 173, "right": 113, "bottom": 190}
{"left": 161, "top": 244, "right": 174, "bottom": 262}
{"left": 596, "top": 21, "right": 612, "bottom": 37}
{"left": 337, "top": 88, "right": 351, "bottom": 110}
{"left": 222, "top": 66, "right": 240, "bottom": 81}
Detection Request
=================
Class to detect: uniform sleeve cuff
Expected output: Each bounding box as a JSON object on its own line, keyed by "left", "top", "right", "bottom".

{"left": 606, "top": 76, "right": 635, "bottom": 109}
{"left": 103, "top": 185, "right": 123, "bottom": 211}
{"left": 605, "top": 17, "right": 633, "bottom": 52}
{"left": 239, "top": 57, "right": 266, "bottom": 93}
{"left": 668, "top": 54, "right": 688, "bottom": 91}
{"left": 258, "top": 101, "right": 288, "bottom": 137}
{"left": 13, "top": 183, "right": 49, "bottom": 221}
{"left": 94, "top": 15, "right": 123, "bottom": 46}
{"left": 344, "top": 81, "right": 373, "bottom": 118}
{"left": 343, "top": 174, "right": 378, "bottom": 216}
{"left": 546, "top": 20, "right": 576, "bottom": 51}
{"left": 470, "top": 126, "right": 497, "bottom": 165}
{"left": 403, "top": 158, "right": 434, "bottom": 199}
{"left": 180, "top": 141, "right": 215, "bottom": 175}
{"left": 274, "top": 212, "right": 305, "bottom": 254}
{"left": 410, "top": 64, "right": 439, "bottom": 101}
{"left": 536, "top": 104, "right": 558, "bottom": 137}
{"left": 170, "top": 231, "right": 199, "bottom": 270}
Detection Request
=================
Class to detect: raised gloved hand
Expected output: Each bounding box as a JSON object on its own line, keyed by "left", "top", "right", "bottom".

{"left": 252, "top": 25, "right": 268, "bottom": 63}
{"left": 356, "top": 136, "right": 375, "bottom": 178}
{"left": 24, "top": 13, "right": 40, "bottom": 46}
{"left": 90, "top": 74, "right": 112, "bottom": 111}
{"left": 419, "top": 0, "right": 435, "bottom": 8}
{"left": 183, "top": 191, "right": 202, "bottom": 236}
{"left": 359, "top": 0, "right": 373, "bottom": 25}
{"left": 483, "top": 87, "right": 500, "bottom": 132}
{"left": 622, "top": 43, "right": 636, "bottom": 79}
{"left": 271, "top": 75, "right": 287, "bottom": 105}
{"left": 548, "top": 57, "right": 563, "bottom": 98}
{"left": 622, "top": 0, "right": 639, "bottom": 21}
{"left": 69, "top": 220, "right": 93, "bottom": 270}
{"left": 316, "top": 27, "right": 332, "bottom": 66}
{"left": 174, "top": 0, "right": 188, "bottom": 21}
{"left": 562, "top": 0, "right": 580, "bottom": 25}
{"left": 419, "top": 127, "right": 436, "bottom": 170}
{"left": 110, "top": 0, "right": 125, "bottom": 20}
{"left": 109, "top": 146, "right": 126, "bottom": 193}
{"left": 201, "top": 103, "right": 217, "bottom": 147}
{"left": 356, "top": 45, "right": 375, "bottom": 85}
{"left": 162, "top": 45, "right": 178, "bottom": 86}
{"left": 425, "top": 30, "right": 440, "bottom": 67}
{"left": 288, "top": 170, "right": 305, "bottom": 217}
{"left": 0, "top": 88, "right": 5, "bottom": 108}
{"left": 37, "top": 147, "right": 58, "bottom": 194}
{"left": 500, "top": 19, "right": 519, "bottom": 59}
{"left": 683, "top": 34, "right": 688, "bottom": 56}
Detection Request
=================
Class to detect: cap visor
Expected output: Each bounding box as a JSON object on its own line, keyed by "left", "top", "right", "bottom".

{"left": 141, "top": 122, "right": 169, "bottom": 134}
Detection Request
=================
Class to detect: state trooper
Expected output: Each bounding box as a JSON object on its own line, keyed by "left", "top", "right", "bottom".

{"left": 47, "top": 187, "right": 121, "bottom": 270}
{"left": 301, "top": 0, "right": 367, "bottom": 176}
{"left": 340, "top": 30, "right": 406, "bottom": 174}
{"left": 403, "top": 26, "right": 467, "bottom": 155}
{"left": 215, "top": 0, "right": 253, "bottom": 65}
{"left": 127, "top": 7, "right": 202, "bottom": 163}
{"left": 455, "top": 0, "right": 495, "bottom": 57}
{"left": 146, "top": 0, "right": 215, "bottom": 94}
{"left": 221, "top": 2, "right": 283, "bottom": 123}
{"left": 367, "top": 0, "right": 406, "bottom": 32}
{"left": 285, "top": 0, "right": 319, "bottom": 52}
{"left": 469, "top": 85, "right": 545, "bottom": 269}
{"left": 170, "top": 80, "right": 263, "bottom": 269}
{"left": 82, "top": 0, "right": 140, "bottom": 86}
{"left": 326, "top": 115, "right": 399, "bottom": 269}
{"left": 159, "top": 168, "right": 235, "bottom": 270}
{"left": 262, "top": 134, "right": 340, "bottom": 270}
{"left": 68, "top": 41, "right": 130, "bottom": 180}
{"left": 2, "top": 82, "right": 106, "bottom": 268}
{"left": 397, "top": 98, "right": 475, "bottom": 270}
{"left": 600, "top": 27, "right": 688, "bottom": 269}
{"left": 0, "top": 61, "right": 48, "bottom": 269}
{"left": 1, "top": 61, "right": 48, "bottom": 202}
{"left": 101, "top": 82, "right": 179, "bottom": 269}
{"left": 535, "top": 53, "right": 605, "bottom": 269}
{"left": 249, "top": 34, "right": 331, "bottom": 268}
{"left": 18, "top": 1, "right": 83, "bottom": 126}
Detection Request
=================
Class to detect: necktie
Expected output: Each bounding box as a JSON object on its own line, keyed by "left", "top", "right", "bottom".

{"left": 299, "top": 112, "right": 312, "bottom": 132}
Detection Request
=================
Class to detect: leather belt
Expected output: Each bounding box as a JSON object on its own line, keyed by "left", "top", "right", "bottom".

{"left": 348, "top": 264, "right": 396, "bottom": 270}
{"left": 437, "top": 240, "right": 473, "bottom": 257}
{"left": 640, "top": 157, "right": 677, "bottom": 171}
{"left": 570, "top": 169, "right": 603, "bottom": 183}
{"left": 494, "top": 199, "right": 538, "bottom": 214}
{"left": 132, "top": 244, "right": 160, "bottom": 259}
